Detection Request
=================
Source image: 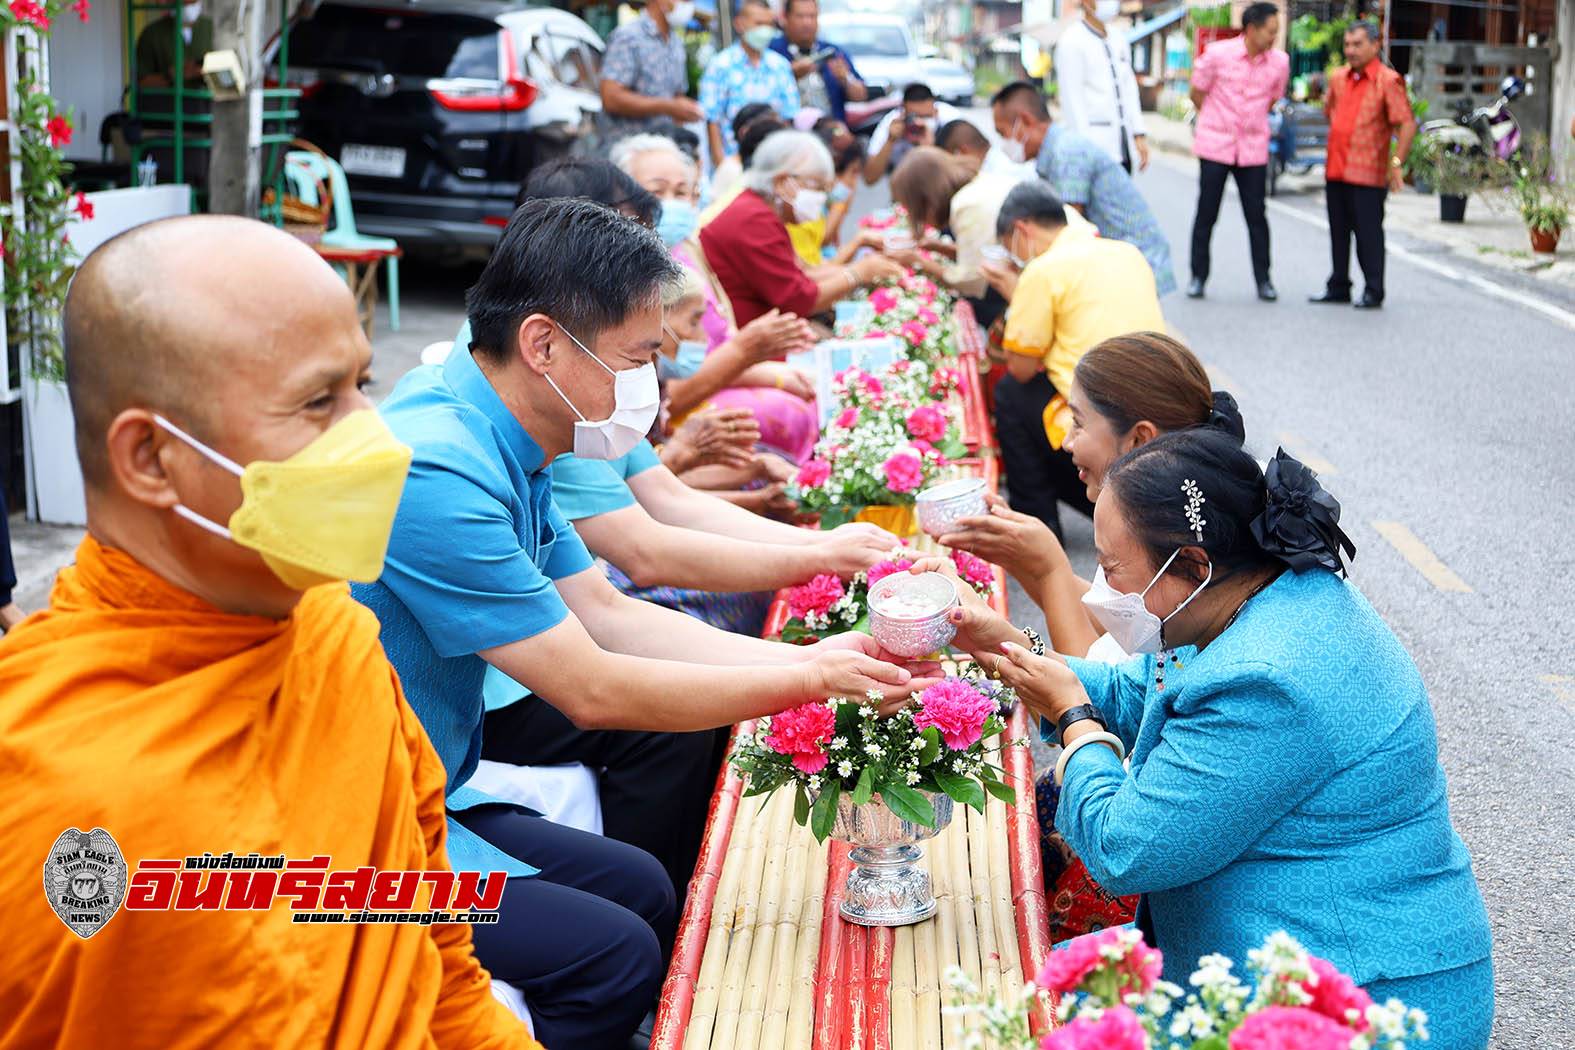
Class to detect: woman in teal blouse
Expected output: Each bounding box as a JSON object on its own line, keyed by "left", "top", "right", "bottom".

{"left": 943, "top": 428, "right": 1494, "bottom": 1048}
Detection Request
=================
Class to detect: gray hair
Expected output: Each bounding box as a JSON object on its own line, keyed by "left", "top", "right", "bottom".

{"left": 609, "top": 133, "right": 692, "bottom": 176}
{"left": 1345, "top": 19, "right": 1380, "bottom": 43}
{"left": 741, "top": 130, "right": 834, "bottom": 197}
{"left": 661, "top": 265, "right": 707, "bottom": 308}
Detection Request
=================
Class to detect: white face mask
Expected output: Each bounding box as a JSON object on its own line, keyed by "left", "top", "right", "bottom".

{"left": 668, "top": 1, "right": 695, "bottom": 28}
{"left": 1094, "top": 0, "right": 1120, "bottom": 23}
{"left": 182, "top": 1, "right": 202, "bottom": 23}
{"left": 1080, "top": 549, "right": 1213, "bottom": 655}
{"left": 783, "top": 177, "right": 827, "bottom": 223}
{"left": 543, "top": 324, "right": 660, "bottom": 460}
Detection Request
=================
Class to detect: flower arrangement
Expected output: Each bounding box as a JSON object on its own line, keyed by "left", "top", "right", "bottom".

{"left": 791, "top": 360, "right": 970, "bottom": 528}
{"left": 778, "top": 549, "right": 995, "bottom": 644}
{"left": 1, "top": 0, "right": 94, "bottom": 383}
{"left": 945, "top": 929, "right": 1428, "bottom": 1050}
{"left": 841, "top": 274, "right": 958, "bottom": 363}
{"left": 731, "top": 680, "right": 1016, "bottom": 841}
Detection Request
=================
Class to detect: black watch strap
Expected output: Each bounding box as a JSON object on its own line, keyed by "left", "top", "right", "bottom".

{"left": 1056, "top": 703, "right": 1107, "bottom": 746}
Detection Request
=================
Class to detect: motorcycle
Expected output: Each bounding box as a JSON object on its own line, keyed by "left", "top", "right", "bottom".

{"left": 1417, "top": 74, "right": 1524, "bottom": 162}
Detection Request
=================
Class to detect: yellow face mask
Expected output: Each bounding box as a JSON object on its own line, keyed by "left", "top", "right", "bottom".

{"left": 154, "top": 410, "right": 413, "bottom": 590}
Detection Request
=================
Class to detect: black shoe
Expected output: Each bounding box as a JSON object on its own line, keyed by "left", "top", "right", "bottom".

{"left": 1308, "top": 290, "right": 1352, "bottom": 304}
{"left": 1186, "top": 277, "right": 1206, "bottom": 299}
{"left": 1354, "top": 292, "right": 1383, "bottom": 309}
{"left": 1257, "top": 280, "right": 1278, "bottom": 302}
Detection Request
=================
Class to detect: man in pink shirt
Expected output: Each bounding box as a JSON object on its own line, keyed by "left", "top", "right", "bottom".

{"left": 1186, "top": 2, "right": 1289, "bottom": 302}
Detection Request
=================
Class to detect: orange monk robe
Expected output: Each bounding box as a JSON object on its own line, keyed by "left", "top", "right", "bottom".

{"left": 0, "top": 536, "right": 541, "bottom": 1050}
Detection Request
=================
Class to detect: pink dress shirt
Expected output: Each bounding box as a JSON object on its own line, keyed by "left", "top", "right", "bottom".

{"left": 1191, "top": 36, "right": 1290, "bottom": 167}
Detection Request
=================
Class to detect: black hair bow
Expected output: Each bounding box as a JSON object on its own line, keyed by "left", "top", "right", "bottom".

{"left": 1251, "top": 449, "right": 1357, "bottom": 575}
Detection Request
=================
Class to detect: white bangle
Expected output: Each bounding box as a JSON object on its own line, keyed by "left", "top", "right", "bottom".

{"left": 1054, "top": 730, "right": 1126, "bottom": 787}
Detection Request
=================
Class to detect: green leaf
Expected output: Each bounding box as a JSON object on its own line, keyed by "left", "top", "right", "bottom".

{"left": 810, "top": 779, "right": 841, "bottom": 842}
{"left": 938, "top": 436, "right": 969, "bottom": 460}
{"left": 877, "top": 782, "right": 936, "bottom": 827}
{"left": 778, "top": 621, "right": 824, "bottom": 645}
{"left": 793, "top": 783, "right": 811, "bottom": 827}
{"left": 932, "top": 767, "right": 987, "bottom": 812}
{"left": 983, "top": 779, "right": 1017, "bottom": 805}
{"left": 918, "top": 726, "right": 942, "bottom": 767}
{"left": 817, "top": 504, "right": 860, "bottom": 531}
{"left": 852, "top": 766, "right": 875, "bottom": 807}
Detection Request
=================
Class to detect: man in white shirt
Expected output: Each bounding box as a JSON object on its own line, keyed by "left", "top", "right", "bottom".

{"left": 1053, "top": 0, "right": 1149, "bottom": 173}
{"left": 862, "top": 83, "right": 963, "bottom": 184}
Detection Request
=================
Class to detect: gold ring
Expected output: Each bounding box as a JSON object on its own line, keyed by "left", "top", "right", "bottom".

{"left": 990, "top": 655, "right": 1003, "bottom": 680}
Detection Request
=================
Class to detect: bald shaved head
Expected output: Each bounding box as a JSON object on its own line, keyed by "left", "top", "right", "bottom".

{"left": 63, "top": 215, "right": 357, "bottom": 487}
{"left": 64, "top": 215, "right": 378, "bottom": 619}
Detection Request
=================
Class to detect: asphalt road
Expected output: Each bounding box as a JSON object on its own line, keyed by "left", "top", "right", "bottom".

{"left": 1000, "top": 150, "right": 1574, "bottom": 1050}
{"left": 359, "top": 145, "right": 1574, "bottom": 1048}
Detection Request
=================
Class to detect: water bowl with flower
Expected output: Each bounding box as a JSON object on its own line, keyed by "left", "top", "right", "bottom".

{"left": 868, "top": 571, "right": 959, "bottom": 658}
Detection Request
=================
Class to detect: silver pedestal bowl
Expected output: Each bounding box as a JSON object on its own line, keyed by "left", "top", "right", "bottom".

{"left": 827, "top": 789, "right": 954, "bottom": 926}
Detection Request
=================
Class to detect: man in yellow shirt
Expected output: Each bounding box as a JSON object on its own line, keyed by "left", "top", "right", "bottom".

{"left": 990, "top": 180, "right": 1163, "bottom": 538}
{"left": 0, "top": 216, "right": 538, "bottom": 1050}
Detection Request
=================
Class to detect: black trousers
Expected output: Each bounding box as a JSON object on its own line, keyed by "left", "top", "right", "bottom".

{"left": 992, "top": 371, "right": 1094, "bottom": 540}
{"left": 481, "top": 697, "right": 723, "bottom": 908}
{"left": 1325, "top": 179, "right": 1387, "bottom": 301}
{"left": 456, "top": 805, "right": 674, "bottom": 1050}
{"left": 1190, "top": 159, "right": 1270, "bottom": 283}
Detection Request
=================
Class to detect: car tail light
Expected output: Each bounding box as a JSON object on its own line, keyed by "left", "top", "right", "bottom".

{"left": 482, "top": 215, "right": 512, "bottom": 228}
{"left": 427, "top": 28, "right": 536, "bottom": 112}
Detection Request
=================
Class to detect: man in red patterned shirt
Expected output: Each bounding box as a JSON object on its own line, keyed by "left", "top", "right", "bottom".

{"left": 1309, "top": 21, "right": 1415, "bottom": 309}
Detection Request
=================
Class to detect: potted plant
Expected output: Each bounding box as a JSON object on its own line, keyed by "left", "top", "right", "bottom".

{"left": 1407, "top": 136, "right": 1482, "bottom": 222}
{"left": 1, "top": 7, "right": 96, "bottom": 524}
{"left": 1501, "top": 137, "right": 1569, "bottom": 254}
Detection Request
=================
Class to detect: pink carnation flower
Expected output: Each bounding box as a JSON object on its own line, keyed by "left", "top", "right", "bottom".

{"left": 869, "top": 287, "right": 900, "bottom": 314}
{"left": 913, "top": 678, "right": 996, "bottom": 750}
{"left": 931, "top": 367, "right": 962, "bottom": 395}
{"left": 1038, "top": 927, "right": 1160, "bottom": 996}
{"left": 785, "top": 573, "right": 845, "bottom": 621}
{"left": 951, "top": 550, "right": 994, "bottom": 590}
{"left": 908, "top": 439, "right": 936, "bottom": 460}
{"left": 764, "top": 701, "right": 837, "bottom": 775}
{"left": 890, "top": 359, "right": 912, "bottom": 374}
{"left": 859, "top": 373, "right": 885, "bottom": 397}
{"left": 882, "top": 451, "right": 924, "bottom": 494}
{"left": 1301, "top": 956, "right": 1373, "bottom": 1031}
{"left": 1228, "top": 1006, "right": 1357, "bottom": 1050}
{"left": 797, "top": 458, "right": 832, "bottom": 488}
{"left": 905, "top": 404, "right": 947, "bottom": 443}
{"left": 900, "top": 320, "right": 930, "bottom": 347}
{"left": 865, "top": 556, "right": 914, "bottom": 589}
{"left": 833, "top": 406, "right": 859, "bottom": 430}
{"left": 1040, "top": 1006, "right": 1147, "bottom": 1050}
{"left": 918, "top": 307, "right": 940, "bottom": 326}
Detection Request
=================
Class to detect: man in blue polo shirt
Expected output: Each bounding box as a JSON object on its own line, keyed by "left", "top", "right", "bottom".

{"left": 771, "top": 0, "right": 867, "bottom": 123}
{"left": 355, "top": 198, "right": 924, "bottom": 1050}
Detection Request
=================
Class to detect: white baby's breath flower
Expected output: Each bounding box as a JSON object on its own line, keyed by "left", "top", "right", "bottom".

{"left": 830, "top": 736, "right": 848, "bottom": 751}
{"left": 807, "top": 775, "right": 822, "bottom": 792}
{"left": 837, "top": 760, "right": 854, "bottom": 778}
{"left": 906, "top": 771, "right": 921, "bottom": 785}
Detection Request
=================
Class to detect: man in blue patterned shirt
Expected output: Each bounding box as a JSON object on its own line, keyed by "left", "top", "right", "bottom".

{"left": 991, "top": 81, "right": 1176, "bottom": 296}
{"left": 698, "top": 0, "right": 800, "bottom": 165}
{"left": 599, "top": 0, "right": 702, "bottom": 139}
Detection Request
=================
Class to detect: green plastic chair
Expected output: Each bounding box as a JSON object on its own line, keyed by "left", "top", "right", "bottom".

{"left": 285, "top": 149, "right": 401, "bottom": 331}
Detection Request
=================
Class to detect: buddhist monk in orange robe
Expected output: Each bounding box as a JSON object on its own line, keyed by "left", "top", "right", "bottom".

{"left": 0, "top": 216, "right": 540, "bottom": 1050}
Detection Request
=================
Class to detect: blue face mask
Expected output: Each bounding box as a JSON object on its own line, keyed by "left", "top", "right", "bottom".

{"left": 659, "top": 324, "right": 708, "bottom": 379}
{"left": 656, "top": 199, "right": 699, "bottom": 248}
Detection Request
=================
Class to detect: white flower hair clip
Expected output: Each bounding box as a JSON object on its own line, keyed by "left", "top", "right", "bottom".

{"left": 1181, "top": 478, "right": 1206, "bottom": 542}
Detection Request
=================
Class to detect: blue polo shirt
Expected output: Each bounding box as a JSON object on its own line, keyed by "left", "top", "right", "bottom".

{"left": 352, "top": 345, "right": 595, "bottom": 878}
{"left": 769, "top": 34, "right": 861, "bottom": 122}
{"left": 479, "top": 442, "right": 663, "bottom": 712}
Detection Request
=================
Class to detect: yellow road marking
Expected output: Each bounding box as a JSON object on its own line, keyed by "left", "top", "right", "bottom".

{"left": 1372, "top": 522, "right": 1473, "bottom": 593}
{"left": 1276, "top": 432, "right": 1338, "bottom": 476}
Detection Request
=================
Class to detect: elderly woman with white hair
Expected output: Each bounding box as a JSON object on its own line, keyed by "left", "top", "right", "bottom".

{"left": 613, "top": 131, "right": 828, "bottom": 464}
{"left": 699, "top": 129, "right": 905, "bottom": 329}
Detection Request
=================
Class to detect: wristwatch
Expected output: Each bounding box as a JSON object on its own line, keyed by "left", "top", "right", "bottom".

{"left": 1055, "top": 703, "right": 1107, "bottom": 746}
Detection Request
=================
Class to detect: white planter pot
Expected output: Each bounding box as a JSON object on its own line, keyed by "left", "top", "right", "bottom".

{"left": 22, "top": 375, "right": 85, "bottom": 526}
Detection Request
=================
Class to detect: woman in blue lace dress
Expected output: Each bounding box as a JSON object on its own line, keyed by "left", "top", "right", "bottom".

{"left": 943, "top": 429, "right": 1494, "bottom": 1048}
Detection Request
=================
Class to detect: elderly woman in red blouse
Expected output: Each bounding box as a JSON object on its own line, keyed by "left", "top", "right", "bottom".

{"left": 699, "top": 129, "right": 905, "bottom": 329}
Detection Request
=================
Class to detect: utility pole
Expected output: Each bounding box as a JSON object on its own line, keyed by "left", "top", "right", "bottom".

{"left": 205, "top": 0, "right": 264, "bottom": 215}
{"left": 1553, "top": 0, "right": 1575, "bottom": 172}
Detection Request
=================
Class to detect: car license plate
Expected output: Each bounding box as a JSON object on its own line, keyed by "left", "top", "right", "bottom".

{"left": 340, "top": 144, "right": 405, "bottom": 178}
